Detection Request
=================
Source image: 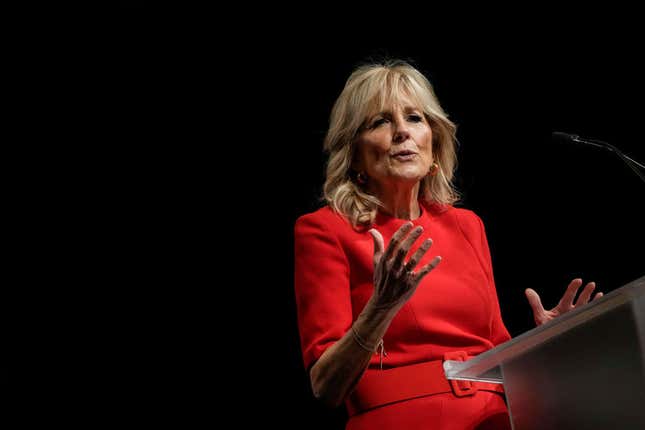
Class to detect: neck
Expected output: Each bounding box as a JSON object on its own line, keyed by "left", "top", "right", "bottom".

{"left": 371, "top": 181, "right": 422, "bottom": 220}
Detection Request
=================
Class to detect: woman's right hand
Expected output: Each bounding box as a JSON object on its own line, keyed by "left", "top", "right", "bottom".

{"left": 368, "top": 222, "right": 442, "bottom": 312}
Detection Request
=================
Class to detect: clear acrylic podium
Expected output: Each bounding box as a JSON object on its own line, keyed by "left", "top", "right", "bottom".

{"left": 444, "top": 276, "right": 645, "bottom": 429}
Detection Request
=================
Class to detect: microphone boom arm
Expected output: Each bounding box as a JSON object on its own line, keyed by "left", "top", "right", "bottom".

{"left": 570, "top": 135, "right": 645, "bottom": 185}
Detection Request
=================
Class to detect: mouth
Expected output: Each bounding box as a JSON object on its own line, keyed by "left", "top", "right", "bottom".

{"left": 391, "top": 150, "right": 418, "bottom": 161}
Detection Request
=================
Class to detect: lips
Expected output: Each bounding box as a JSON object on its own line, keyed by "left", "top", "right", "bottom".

{"left": 391, "top": 151, "right": 418, "bottom": 162}
{"left": 391, "top": 150, "right": 418, "bottom": 157}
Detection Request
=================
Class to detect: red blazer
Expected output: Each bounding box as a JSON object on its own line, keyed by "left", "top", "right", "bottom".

{"left": 294, "top": 203, "right": 510, "bottom": 371}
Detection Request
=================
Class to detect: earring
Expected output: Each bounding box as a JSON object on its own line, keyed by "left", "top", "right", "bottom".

{"left": 429, "top": 163, "right": 440, "bottom": 176}
{"left": 357, "top": 172, "right": 367, "bottom": 184}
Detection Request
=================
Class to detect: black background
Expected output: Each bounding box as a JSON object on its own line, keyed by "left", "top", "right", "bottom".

{"left": 111, "top": 11, "right": 644, "bottom": 427}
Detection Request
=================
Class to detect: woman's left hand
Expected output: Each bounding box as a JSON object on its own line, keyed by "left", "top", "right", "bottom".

{"left": 525, "top": 278, "right": 603, "bottom": 326}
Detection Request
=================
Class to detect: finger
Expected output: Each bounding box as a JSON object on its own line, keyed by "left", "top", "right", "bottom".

{"left": 574, "top": 282, "right": 596, "bottom": 306}
{"left": 404, "top": 238, "right": 433, "bottom": 273}
{"left": 558, "top": 278, "right": 583, "bottom": 309}
{"left": 368, "top": 228, "right": 385, "bottom": 268}
{"left": 383, "top": 222, "right": 414, "bottom": 263}
{"left": 525, "top": 288, "right": 546, "bottom": 314}
{"left": 593, "top": 292, "right": 604, "bottom": 300}
{"left": 391, "top": 226, "right": 424, "bottom": 275}
{"left": 413, "top": 255, "right": 442, "bottom": 282}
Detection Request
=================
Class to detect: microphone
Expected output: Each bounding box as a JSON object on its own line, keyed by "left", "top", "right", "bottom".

{"left": 552, "top": 131, "right": 645, "bottom": 185}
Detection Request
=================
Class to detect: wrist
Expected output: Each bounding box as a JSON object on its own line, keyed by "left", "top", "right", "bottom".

{"left": 352, "top": 299, "right": 398, "bottom": 346}
{"left": 363, "top": 296, "right": 402, "bottom": 320}
{"left": 350, "top": 325, "right": 382, "bottom": 352}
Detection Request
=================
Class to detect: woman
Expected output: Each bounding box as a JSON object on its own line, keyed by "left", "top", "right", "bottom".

{"left": 294, "top": 60, "right": 600, "bottom": 430}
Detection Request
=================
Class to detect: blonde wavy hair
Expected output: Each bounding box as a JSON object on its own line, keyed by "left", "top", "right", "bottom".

{"left": 323, "top": 60, "right": 459, "bottom": 228}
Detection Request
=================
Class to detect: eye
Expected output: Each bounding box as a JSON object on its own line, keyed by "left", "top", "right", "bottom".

{"left": 369, "top": 117, "right": 389, "bottom": 129}
{"left": 408, "top": 114, "right": 423, "bottom": 122}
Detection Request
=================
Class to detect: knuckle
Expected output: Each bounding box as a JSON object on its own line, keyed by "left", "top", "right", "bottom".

{"left": 395, "top": 248, "right": 407, "bottom": 260}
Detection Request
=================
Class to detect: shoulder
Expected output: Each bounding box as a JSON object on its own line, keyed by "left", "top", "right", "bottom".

{"left": 451, "top": 206, "right": 483, "bottom": 226}
{"left": 294, "top": 206, "right": 352, "bottom": 234}
{"left": 433, "top": 205, "right": 484, "bottom": 237}
{"left": 426, "top": 202, "right": 482, "bottom": 226}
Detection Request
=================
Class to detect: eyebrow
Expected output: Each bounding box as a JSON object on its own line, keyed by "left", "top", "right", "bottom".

{"left": 360, "top": 107, "right": 424, "bottom": 132}
{"left": 370, "top": 106, "right": 423, "bottom": 117}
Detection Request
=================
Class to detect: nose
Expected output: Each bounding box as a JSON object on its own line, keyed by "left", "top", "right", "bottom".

{"left": 392, "top": 117, "right": 410, "bottom": 144}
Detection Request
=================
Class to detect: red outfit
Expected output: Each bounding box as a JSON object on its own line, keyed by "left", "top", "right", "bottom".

{"left": 294, "top": 203, "right": 511, "bottom": 429}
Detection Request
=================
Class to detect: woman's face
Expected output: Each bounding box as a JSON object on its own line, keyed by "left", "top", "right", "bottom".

{"left": 354, "top": 97, "right": 434, "bottom": 188}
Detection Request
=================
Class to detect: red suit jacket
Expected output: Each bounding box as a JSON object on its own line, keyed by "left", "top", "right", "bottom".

{"left": 294, "top": 203, "right": 510, "bottom": 372}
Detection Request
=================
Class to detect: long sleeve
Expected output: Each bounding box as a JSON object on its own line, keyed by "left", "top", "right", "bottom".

{"left": 294, "top": 212, "right": 354, "bottom": 370}
{"left": 473, "top": 214, "right": 511, "bottom": 345}
{"left": 454, "top": 209, "right": 511, "bottom": 346}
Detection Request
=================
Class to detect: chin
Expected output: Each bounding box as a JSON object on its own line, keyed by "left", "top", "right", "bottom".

{"left": 391, "top": 167, "right": 427, "bottom": 182}
{"left": 390, "top": 174, "right": 425, "bottom": 185}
